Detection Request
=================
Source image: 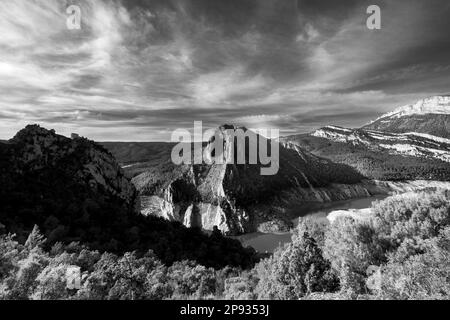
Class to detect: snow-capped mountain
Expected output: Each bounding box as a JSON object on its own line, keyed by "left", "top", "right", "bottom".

{"left": 364, "top": 95, "right": 450, "bottom": 138}
{"left": 282, "top": 96, "right": 450, "bottom": 181}
{"left": 311, "top": 126, "right": 450, "bottom": 163}
{"left": 370, "top": 96, "right": 450, "bottom": 120}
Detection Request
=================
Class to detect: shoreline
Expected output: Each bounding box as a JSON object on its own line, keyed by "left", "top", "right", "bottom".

{"left": 236, "top": 180, "right": 450, "bottom": 252}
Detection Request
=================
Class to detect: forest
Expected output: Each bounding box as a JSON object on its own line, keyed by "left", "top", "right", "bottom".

{"left": 1, "top": 188, "right": 448, "bottom": 300}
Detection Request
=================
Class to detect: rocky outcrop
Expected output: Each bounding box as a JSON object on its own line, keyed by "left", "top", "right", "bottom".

{"left": 133, "top": 125, "right": 366, "bottom": 235}
{"left": 8, "top": 125, "right": 136, "bottom": 205}
{"left": 136, "top": 165, "right": 249, "bottom": 234}
{"left": 0, "top": 125, "right": 138, "bottom": 240}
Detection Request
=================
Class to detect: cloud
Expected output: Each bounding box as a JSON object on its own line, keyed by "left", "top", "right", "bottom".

{"left": 0, "top": 0, "right": 449, "bottom": 141}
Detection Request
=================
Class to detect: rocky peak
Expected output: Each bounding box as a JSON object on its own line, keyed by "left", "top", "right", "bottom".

{"left": 11, "top": 124, "right": 61, "bottom": 148}
{"left": 134, "top": 125, "right": 364, "bottom": 234}
{"left": 6, "top": 125, "right": 136, "bottom": 205}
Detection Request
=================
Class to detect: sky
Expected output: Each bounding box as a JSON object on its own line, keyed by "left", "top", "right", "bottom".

{"left": 0, "top": 0, "right": 450, "bottom": 141}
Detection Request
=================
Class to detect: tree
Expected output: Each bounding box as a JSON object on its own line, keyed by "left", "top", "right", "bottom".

{"left": 367, "top": 226, "right": 450, "bottom": 299}
{"left": 24, "top": 225, "right": 45, "bottom": 250}
{"left": 371, "top": 189, "right": 450, "bottom": 262}
{"left": 223, "top": 272, "right": 258, "bottom": 300}
{"left": 324, "top": 216, "right": 384, "bottom": 294}
{"left": 255, "top": 220, "right": 338, "bottom": 300}
{"left": 31, "top": 263, "right": 72, "bottom": 300}
{"left": 324, "top": 189, "right": 450, "bottom": 297}
{"left": 167, "top": 260, "right": 217, "bottom": 299}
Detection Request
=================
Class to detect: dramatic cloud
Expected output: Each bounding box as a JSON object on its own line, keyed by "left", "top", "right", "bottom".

{"left": 0, "top": 0, "right": 449, "bottom": 140}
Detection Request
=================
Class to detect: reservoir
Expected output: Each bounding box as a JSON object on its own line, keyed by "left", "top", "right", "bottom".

{"left": 236, "top": 194, "right": 388, "bottom": 253}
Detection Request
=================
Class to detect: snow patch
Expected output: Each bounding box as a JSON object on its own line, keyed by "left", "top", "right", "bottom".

{"left": 405, "top": 132, "right": 450, "bottom": 145}
{"left": 379, "top": 143, "right": 450, "bottom": 162}
{"left": 371, "top": 96, "right": 450, "bottom": 122}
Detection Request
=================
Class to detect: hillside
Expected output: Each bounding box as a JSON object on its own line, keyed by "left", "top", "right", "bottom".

{"left": 282, "top": 96, "right": 450, "bottom": 181}
{"left": 0, "top": 125, "right": 258, "bottom": 269}
{"left": 101, "top": 142, "right": 175, "bottom": 178}
{"left": 0, "top": 125, "right": 137, "bottom": 241}
{"left": 127, "top": 126, "right": 380, "bottom": 235}
{"left": 282, "top": 129, "right": 450, "bottom": 181}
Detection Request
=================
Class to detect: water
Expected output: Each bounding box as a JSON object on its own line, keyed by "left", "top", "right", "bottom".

{"left": 236, "top": 195, "right": 388, "bottom": 253}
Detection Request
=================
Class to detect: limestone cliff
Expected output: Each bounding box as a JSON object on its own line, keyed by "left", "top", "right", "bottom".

{"left": 133, "top": 126, "right": 366, "bottom": 234}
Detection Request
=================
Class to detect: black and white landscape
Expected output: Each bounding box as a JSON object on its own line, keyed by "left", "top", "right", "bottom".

{"left": 0, "top": 0, "right": 449, "bottom": 301}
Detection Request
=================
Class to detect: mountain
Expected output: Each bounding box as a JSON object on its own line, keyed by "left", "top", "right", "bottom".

{"left": 0, "top": 125, "right": 258, "bottom": 268}
{"left": 126, "top": 125, "right": 386, "bottom": 235}
{"left": 363, "top": 95, "right": 450, "bottom": 138}
{"left": 100, "top": 96, "right": 449, "bottom": 235}
{"left": 0, "top": 124, "right": 137, "bottom": 242}
{"left": 312, "top": 126, "right": 450, "bottom": 163}
{"left": 282, "top": 96, "right": 450, "bottom": 181}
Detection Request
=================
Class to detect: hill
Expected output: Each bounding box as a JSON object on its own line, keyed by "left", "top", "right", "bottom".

{"left": 0, "top": 125, "right": 258, "bottom": 269}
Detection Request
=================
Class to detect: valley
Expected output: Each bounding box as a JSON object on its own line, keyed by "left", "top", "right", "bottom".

{"left": 106, "top": 126, "right": 366, "bottom": 235}
{"left": 1, "top": 0, "right": 450, "bottom": 302}
{"left": 0, "top": 95, "right": 448, "bottom": 300}
{"left": 99, "top": 95, "right": 450, "bottom": 242}
{"left": 2, "top": 96, "right": 442, "bottom": 260}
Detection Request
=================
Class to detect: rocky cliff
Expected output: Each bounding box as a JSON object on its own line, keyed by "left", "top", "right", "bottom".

{"left": 8, "top": 125, "right": 136, "bottom": 204}
{"left": 0, "top": 125, "right": 137, "bottom": 241}
{"left": 133, "top": 125, "right": 367, "bottom": 234}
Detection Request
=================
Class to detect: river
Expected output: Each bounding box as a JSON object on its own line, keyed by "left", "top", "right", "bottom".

{"left": 236, "top": 194, "right": 388, "bottom": 253}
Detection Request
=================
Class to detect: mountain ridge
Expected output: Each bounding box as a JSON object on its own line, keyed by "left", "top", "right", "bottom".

{"left": 367, "top": 95, "right": 450, "bottom": 124}
{"left": 282, "top": 95, "right": 450, "bottom": 181}
{"left": 363, "top": 95, "right": 450, "bottom": 138}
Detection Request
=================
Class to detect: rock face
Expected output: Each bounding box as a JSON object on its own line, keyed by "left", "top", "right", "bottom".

{"left": 133, "top": 125, "right": 365, "bottom": 234}
{"left": 8, "top": 125, "right": 136, "bottom": 204}
{"left": 0, "top": 125, "right": 137, "bottom": 238}
{"left": 363, "top": 95, "right": 450, "bottom": 138}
